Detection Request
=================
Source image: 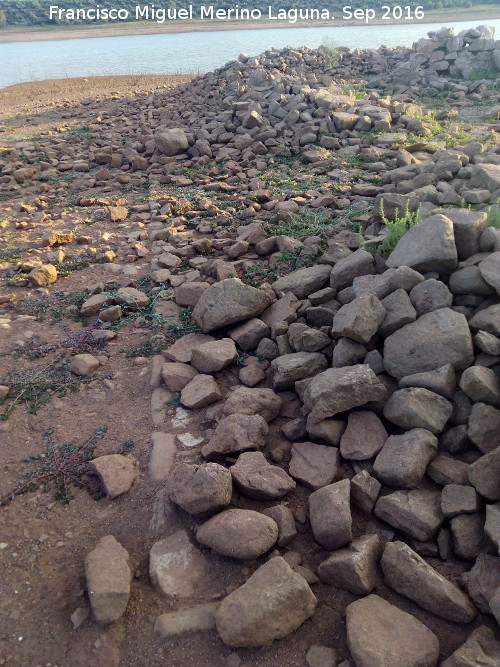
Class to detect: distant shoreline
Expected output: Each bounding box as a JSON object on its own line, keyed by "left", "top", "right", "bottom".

{"left": 1, "top": 8, "right": 499, "bottom": 43}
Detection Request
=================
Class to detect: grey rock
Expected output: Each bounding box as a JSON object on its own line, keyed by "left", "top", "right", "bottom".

{"left": 384, "top": 308, "right": 474, "bottom": 380}
{"left": 192, "top": 279, "right": 272, "bottom": 333}
{"left": 478, "top": 251, "right": 500, "bottom": 295}
{"left": 469, "top": 304, "right": 500, "bottom": 337}
{"left": 154, "top": 602, "right": 219, "bottom": 638}
{"left": 201, "top": 414, "right": 268, "bottom": 461}
{"left": 150, "top": 530, "right": 209, "bottom": 598}
{"left": 381, "top": 541, "right": 476, "bottom": 623}
{"left": 262, "top": 505, "right": 297, "bottom": 547}
{"left": 215, "top": 557, "right": 316, "bottom": 647}
{"left": 446, "top": 209, "right": 487, "bottom": 260}
{"left": 485, "top": 503, "right": 500, "bottom": 554}
{"left": 165, "top": 462, "right": 232, "bottom": 515}
{"left": 155, "top": 128, "right": 189, "bottom": 155}
{"left": 379, "top": 288, "right": 417, "bottom": 337}
{"left": 441, "top": 484, "right": 481, "bottom": 517}
{"left": 318, "top": 534, "right": 382, "bottom": 595}
{"left": 230, "top": 451, "right": 296, "bottom": 500}
{"left": 374, "top": 428, "right": 437, "bottom": 488}
{"left": 409, "top": 278, "right": 453, "bottom": 316}
{"left": 375, "top": 489, "right": 444, "bottom": 541}
{"left": 468, "top": 448, "right": 500, "bottom": 500}
{"left": 340, "top": 410, "right": 388, "bottom": 460}
{"left": 386, "top": 214, "right": 458, "bottom": 273}
{"left": 383, "top": 387, "right": 452, "bottom": 434}
{"left": 460, "top": 367, "right": 500, "bottom": 408}
{"left": 85, "top": 535, "right": 131, "bottom": 624}
{"left": 271, "top": 352, "right": 328, "bottom": 391}
{"left": 398, "top": 364, "right": 456, "bottom": 400}
{"left": 308, "top": 480, "right": 352, "bottom": 551}
{"left": 303, "top": 365, "right": 387, "bottom": 423}
{"left": 196, "top": 509, "right": 278, "bottom": 560}
{"left": 289, "top": 442, "right": 340, "bottom": 490}
{"left": 441, "top": 626, "right": 500, "bottom": 667}
{"left": 272, "top": 265, "right": 331, "bottom": 299}
{"left": 351, "top": 470, "right": 381, "bottom": 514}
{"left": 223, "top": 387, "right": 282, "bottom": 422}
{"left": 331, "top": 294, "right": 386, "bottom": 343}
{"left": 346, "top": 594, "right": 439, "bottom": 667}
{"left": 463, "top": 554, "right": 500, "bottom": 613}
{"left": 191, "top": 338, "right": 237, "bottom": 373}
{"left": 330, "top": 249, "right": 375, "bottom": 292}
{"left": 451, "top": 514, "right": 491, "bottom": 559}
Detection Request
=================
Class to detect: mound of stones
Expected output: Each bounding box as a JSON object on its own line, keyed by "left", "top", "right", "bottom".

{"left": 84, "top": 202, "right": 500, "bottom": 663}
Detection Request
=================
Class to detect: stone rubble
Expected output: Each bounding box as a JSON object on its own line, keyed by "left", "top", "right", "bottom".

{"left": 1, "top": 23, "right": 500, "bottom": 665}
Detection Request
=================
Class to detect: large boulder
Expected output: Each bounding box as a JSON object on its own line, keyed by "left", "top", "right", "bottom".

{"left": 192, "top": 279, "right": 272, "bottom": 333}
{"left": 346, "top": 594, "right": 440, "bottom": 667}
{"left": 215, "top": 557, "right": 316, "bottom": 647}
{"left": 383, "top": 308, "right": 474, "bottom": 380}
{"left": 303, "top": 365, "right": 387, "bottom": 423}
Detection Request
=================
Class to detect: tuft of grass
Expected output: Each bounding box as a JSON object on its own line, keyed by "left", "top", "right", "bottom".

{"left": 264, "top": 209, "right": 334, "bottom": 243}
{"left": 0, "top": 357, "right": 101, "bottom": 420}
{"left": 321, "top": 37, "right": 340, "bottom": 66}
{"left": 486, "top": 201, "right": 500, "bottom": 229}
{"left": 369, "top": 202, "right": 421, "bottom": 258}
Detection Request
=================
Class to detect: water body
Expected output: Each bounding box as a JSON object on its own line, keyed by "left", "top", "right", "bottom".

{"left": 1, "top": 17, "right": 499, "bottom": 89}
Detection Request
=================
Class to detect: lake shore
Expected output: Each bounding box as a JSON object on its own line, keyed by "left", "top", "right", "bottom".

{"left": 1, "top": 7, "right": 500, "bottom": 43}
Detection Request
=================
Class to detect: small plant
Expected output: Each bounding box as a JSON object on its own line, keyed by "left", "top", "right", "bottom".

{"left": 233, "top": 353, "right": 245, "bottom": 366}
{"left": 0, "top": 426, "right": 135, "bottom": 506}
{"left": 369, "top": 201, "right": 421, "bottom": 258}
{"left": 486, "top": 201, "right": 500, "bottom": 229}
{"left": 321, "top": 37, "right": 339, "bottom": 66}
{"left": 264, "top": 209, "right": 334, "bottom": 243}
{"left": 0, "top": 357, "right": 97, "bottom": 420}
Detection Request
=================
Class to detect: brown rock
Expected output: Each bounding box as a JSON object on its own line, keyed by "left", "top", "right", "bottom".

{"left": 289, "top": 442, "right": 340, "bottom": 490}
{"left": 215, "top": 557, "right": 316, "bottom": 646}
{"left": 165, "top": 462, "right": 232, "bottom": 515}
{"left": 230, "top": 451, "right": 295, "bottom": 500}
{"left": 85, "top": 535, "right": 131, "bottom": 623}
{"left": 308, "top": 480, "right": 352, "bottom": 551}
{"left": 196, "top": 509, "right": 278, "bottom": 559}
{"left": 318, "top": 534, "right": 382, "bottom": 595}
{"left": 89, "top": 454, "right": 138, "bottom": 499}
{"left": 201, "top": 414, "right": 269, "bottom": 460}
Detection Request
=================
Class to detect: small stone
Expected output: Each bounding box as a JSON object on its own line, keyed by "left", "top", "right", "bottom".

{"left": 161, "top": 362, "right": 198, "bottom": 391}
{"left": 468, "top": 448, "right": 500, "bottom": 500}
{"left": 163, "top": 333, "right": 215, "bottom": 363}
{"left": 196, "top": 509, "right": 278, "bottom": 560}
{"left": 381, "top": 541, "right": 476, "bottom": 623}
{"left": 375, "top": 489, "right": 443, "bottom": 541}
{"left": 27, "top": 264, "right": 57, "bottom": 286}
{"left": 373, "top": 429, "right": 437, "bottom": 489}
{"left": 460, "top": 367, "right": 500, "bottom": 408}
{"left": 340, "top": 411, "right": 387, "bottom": 460}
{"left": 180, "top": 374, "right": 221, "bottom": 409}
{"left": 346, "top": 594, "right": 439, "bottom": 667}
{"left": 463, "top": 554, "right": 500, "bottom": 613}
{"left": 154, "top": 603, "right": 219, "bottom": 637}
{"left": 71, "top": 605, "right": 90, "bottom": 630}
{"left": 441, "top": 484, "right": 481, "bottom": 518}
{"left": 318, "top": 534, "right": 382, "bottom": 595}
{"left": 89, "top": 454, "right": 138, "bottom": 498}
{"left": 85, "top": 535, "right": 131, "bottom": 623}
{"left": 303, "top": 365, "right": 386, "bottom": 423}
{"left": 201, "top": 414, "right": 268, "bottom": 460}
{"left": 308, "top": 480, "right": 352, "bottom": 551}
{"left": 70, "top": 353, "right": 99, "bottom": 376}
{"left": 222, "top": 387, "right": 282, "bottom": 422}
{"left": 150, "top": 530, "right": 209, "bottom": 598}
{"left": 215, "top": 557, "right": 316, "bottom": 647}
{"left": 441, "top": 626, "right": 500, "bottom": 667}
{"left": 114, "top": 287, "right": 150, "bottom": 308}
{"left": 289, "top": 442, "right": 340, "bottom": 490}
{"left": 451, "top": 514, "right": 490, "bottom": 560}
{"left": 149, "top": 432, "right": 176, "bottom": 482}
{"left": 261, "top": 505, "right": 297, "bottom": 547}
{"left": 230, "top": 451, "right": 296, "bottom": 500}
{"left": 165, "top": 462, "right": 232, "bottom": 515}
{"left": 383, "top": 387, "right": 452, "bottom": 434}
{"left": 351, "top": 470, "right": 381, "bottom": 514}
{"left": 468, "top": 403, "right": 500, "bottom": 453}
{"left": 306, "top": 645, "right": 338, "bottom": 667}
{"left": 331, "top": 294, "right": 386, "bottom": 343}
{"left": 271, "top": 352, "right": 328, "bottom": 391}
{"left": 191, "top": 338, "right": 237, "bottom": 373}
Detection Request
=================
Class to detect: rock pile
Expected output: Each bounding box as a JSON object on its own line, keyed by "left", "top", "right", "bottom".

{"left": 1, "top": 24, "right": 500, "bottom": 665}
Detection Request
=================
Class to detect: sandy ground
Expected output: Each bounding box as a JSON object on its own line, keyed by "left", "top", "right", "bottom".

{"left": 1, "top": 8, "right": 499, "bottom": 43}
{"left": 0, "top": 74, "right": 196, "bottom": 125}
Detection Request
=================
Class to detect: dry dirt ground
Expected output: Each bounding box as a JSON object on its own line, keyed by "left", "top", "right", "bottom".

{"left": 0, "top": 76, "right": 498, "bottom": 667}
